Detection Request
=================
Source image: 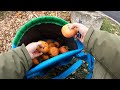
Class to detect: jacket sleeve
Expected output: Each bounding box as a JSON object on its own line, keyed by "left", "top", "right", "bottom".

{"left": 0, "top": 44, "right": 32, "bottom": 79}
{"left": 84, "top": 27, "right": 120, "bottom": 79}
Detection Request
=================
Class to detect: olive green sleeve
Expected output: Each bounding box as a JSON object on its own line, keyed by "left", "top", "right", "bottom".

{"left": 84, "top": 27, "right": 120, "bottom": 79}
{"left": 0, "top": 44, "right": 32, "bottom": 79}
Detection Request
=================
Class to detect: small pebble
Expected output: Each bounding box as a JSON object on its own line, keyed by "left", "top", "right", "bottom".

{"left": 84, "top": 69, "right": 88, "bottom": 73}
{"left": 0, "top": 40, "right": 3, "bottom": 46}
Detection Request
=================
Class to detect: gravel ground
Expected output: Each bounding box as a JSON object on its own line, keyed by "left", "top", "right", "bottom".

{"left": 0, "top": 11, "right": 71, "bottom": 53}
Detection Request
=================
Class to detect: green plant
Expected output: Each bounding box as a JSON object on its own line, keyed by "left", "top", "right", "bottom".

{"left": 100, "top": 17, "right": 120, "bottom": 36}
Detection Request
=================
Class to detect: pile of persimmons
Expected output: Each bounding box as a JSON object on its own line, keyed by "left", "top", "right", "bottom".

{"left": 33, "top": 23, "right": 78, "bottom": 65}
{"left": 33, "top": 40, "right": 69, "bottom": 65}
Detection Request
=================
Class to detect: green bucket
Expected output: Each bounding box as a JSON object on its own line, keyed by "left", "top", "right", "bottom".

{"left": 12, "top": 16, "right": 93, "bottom": 79}
{"left": 12, "top": 16, "right": 77, "bottom": 50}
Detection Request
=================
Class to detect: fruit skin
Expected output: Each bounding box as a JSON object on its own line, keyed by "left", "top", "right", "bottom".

{"left": 33, "top": 58, "right": 39, "bottom": 65}
{"left": 46, "top": 39, "right": 53, "bottom": 44}
{"left": 37, "top": 41, "right": 49, "bottom": 53}
{"left": 54, "top": 41, "right": 60, "bottom": 48}
{"left": 59, "top": 46, "right": 68, "bottom": 53}
{"left": 41, "top": 54, "right": 49, "bottom": 60}
{"left": 61, "top": 24, "right": 78, "bottom": 38}
{"left": 48, "top": 43, "right": 56, "bottom": 48}
{"left": 48, "top": 47, "right": 59, "bottom": 57}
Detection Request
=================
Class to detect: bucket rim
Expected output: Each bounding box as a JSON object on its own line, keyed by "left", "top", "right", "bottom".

{"left": 12, "top": 16, "right": 69, "bottom": 47}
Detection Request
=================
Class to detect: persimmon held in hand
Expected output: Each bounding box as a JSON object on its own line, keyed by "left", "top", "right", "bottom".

{"left": 37, "top": 41, "right": 49, "bottom": 53}
{"left": 59, "top": 46, "right": 68, "bottom": 53}
{"left": 61, "top": 24, "right": 78, "bottom": 38}
{"left": 54, "top": 41, "right": 60, "bottom": 48}
{"left": 48, "top": 47, "right": 59, "bottom": 57}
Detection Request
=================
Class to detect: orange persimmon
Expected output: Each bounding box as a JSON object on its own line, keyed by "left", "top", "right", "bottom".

{"left": 32, "top": 58, "right": 39, "bottom": 65}
{"left": 37, "top": 41, "right": 49, "bottom": 53}
{"left": 41, "top": 54, "right": 49, "bottom": 60}
{"left": 59, "top": 46, "right": 69, "bottom": 53}
{"left": 46, "top": 39, "right": 53, "bottom": 44}
{"left": 48, "top": 43, "right": 56, "bottom": 48}
{"left": 48, "top": 47, "right": 59, "bottom": 57}
{"left": 61, "top": 24, "right": 78, "bottom": 38}
{"left": 54, "top": 41, "right": 60, "bottom": 48}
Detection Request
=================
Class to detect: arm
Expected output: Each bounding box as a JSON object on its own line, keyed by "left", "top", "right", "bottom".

{"left": 84, "top": 27, "right": 120, "bottom": 79}
{"left": 0, "top": 44, "right": 32, "bottom": 79}
{"left": 0, "top": 42, "right": 43, "bottom": 79}
{"left": 69, "top": 23, "right": 120, "bottom": 78}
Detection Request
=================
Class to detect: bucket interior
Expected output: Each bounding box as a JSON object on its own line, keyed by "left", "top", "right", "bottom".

{"left": 18, "top": 23, "right": 78, "bottom": 50}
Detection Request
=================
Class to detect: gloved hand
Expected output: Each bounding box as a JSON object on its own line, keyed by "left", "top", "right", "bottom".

{"left": 26, "top": 42, "right": 43, "bottom": 59}
{"left": 69, "top": 23, "right": 88, "bottom": 43}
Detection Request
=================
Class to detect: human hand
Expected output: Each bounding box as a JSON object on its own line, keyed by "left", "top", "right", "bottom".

{"left": 69, "top": 23, "right": 88, "bottom": 43}
{"left": 26, "top": 42, "right": 43, "bottom": 59}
